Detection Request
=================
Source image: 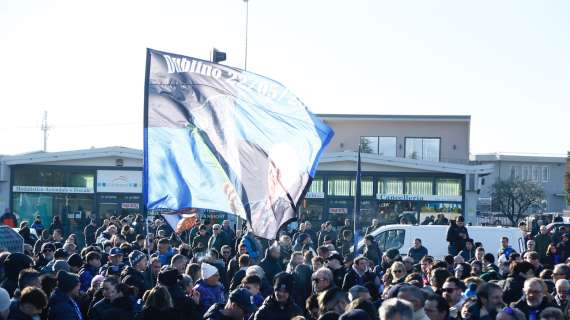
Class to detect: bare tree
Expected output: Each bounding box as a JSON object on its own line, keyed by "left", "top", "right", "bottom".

{"left": 491, "top": 179, "right": 545, "bottom": 225}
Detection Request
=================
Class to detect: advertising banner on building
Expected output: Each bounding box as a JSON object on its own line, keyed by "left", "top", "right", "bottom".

{"left": 96, "top": 170, "right": 143, "bottom": 193}
{"left": 144, "top": 48, "right": 334, "bottom": 239}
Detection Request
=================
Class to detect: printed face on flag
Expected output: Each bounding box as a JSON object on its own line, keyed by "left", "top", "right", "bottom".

{"left": 144, "top": 49, "right": 333, "bottom": 239}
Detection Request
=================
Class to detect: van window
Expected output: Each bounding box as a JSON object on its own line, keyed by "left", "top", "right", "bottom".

{"left": 376, "top": 229, "right": 405, "bottom": 251}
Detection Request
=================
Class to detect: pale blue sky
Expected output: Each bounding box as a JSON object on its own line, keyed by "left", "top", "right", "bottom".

{"left": 0, "top": 0, "right": 568, "bottom": 156}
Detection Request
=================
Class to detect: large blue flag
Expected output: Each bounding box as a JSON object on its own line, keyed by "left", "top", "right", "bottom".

{"left": 144, "top": 49, "right": 334, "bottom": 239}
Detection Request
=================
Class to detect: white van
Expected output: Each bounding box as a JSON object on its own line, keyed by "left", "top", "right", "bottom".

{"left": 357, "top": 224, "right": 525, "bottom": 259}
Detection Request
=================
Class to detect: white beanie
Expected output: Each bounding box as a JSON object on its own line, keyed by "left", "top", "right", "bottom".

{"left": 0, "top": 288, "right": 10, "bottom": 313}
{"left": 201, "top": 262, "right": 219, "bottom": 279}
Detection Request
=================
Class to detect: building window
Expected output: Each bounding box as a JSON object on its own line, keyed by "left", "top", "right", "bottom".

{"left": 360, "top": 137, "right": 379, "bottom": 154}
{"left": 379, "top": 137, "right": 397, "bottom": 157}
{"left": 327, "top": 176, "right": 351, "bottom": 196}
{"left": 436, "top": 179, "right": 462, "bottom": 196}
{"left": 351, "top": 176, "right": 374, "bottom": 197}
{"left": 360, "top": 136, "right": 396, "bottom": 157}
{"left": 405, "top": 138, "right": 440, "bottom": 162}
{"left": 378, "top": 178, "right": 404, "bottom": 195}
{"left": 542, "top": 167, "right": 550, "bottom": 182}
{"left": 405, "top": 178, "right": 433, "bottom": 195}
{"left": 522, "top": 166, "right": 530, "bottom": 180}
{"left": 309, "top": 178, "right": 323, "bottom": 193}
{"left": 532, "top": 166, "right": 540, "bottom": 182}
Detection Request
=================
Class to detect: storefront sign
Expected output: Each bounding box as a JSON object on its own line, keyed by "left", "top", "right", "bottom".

{"left": 121, "top": 203, "right": 140, "bottom": 209}
{"left": 97, "top": 170, "right": 142, "bottom": 193}
{"left": 12, "top": 186, "right": 94, "bottom": 194}
{"left": 305, "top": 192, "right": 324, "bottom": 199}
{"left": 376, "top": 194, "right": 462, "bottom": 202}
{"left": 329, "top": 208, "right": 348, "bottom": 214}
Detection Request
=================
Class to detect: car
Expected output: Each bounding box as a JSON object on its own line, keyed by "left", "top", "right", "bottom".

{"left": 357, "top": 224, "right": 525, "bottom": 259}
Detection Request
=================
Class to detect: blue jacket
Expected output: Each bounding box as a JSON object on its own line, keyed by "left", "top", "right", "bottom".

{"left": 193, "top": 279, "right": 225, "bottom": 314}
{"left": 79, "top": 265, "right": 98, "bottom": 292}
{"left": 48, "top": 288, "right": 83, "bottom": 320}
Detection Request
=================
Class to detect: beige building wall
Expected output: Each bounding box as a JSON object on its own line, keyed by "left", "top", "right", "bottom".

{"left": 321, "top": 117, "right": 470, "bottom": 163}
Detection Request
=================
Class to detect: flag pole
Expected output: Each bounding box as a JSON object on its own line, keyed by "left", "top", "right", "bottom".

{"left": 352, "top": 144, "right": 361, "bottom": 255}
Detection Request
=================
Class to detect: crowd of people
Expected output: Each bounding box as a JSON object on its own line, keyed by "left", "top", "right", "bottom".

{"left": 0, "top": 212, "right": 570, "bottom": 320}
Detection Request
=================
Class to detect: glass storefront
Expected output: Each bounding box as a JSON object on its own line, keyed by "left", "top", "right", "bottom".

{"left": 11, "top": 165, "right": 143, "bottom": 237}
{"left": 302, "top": 172, "right": 464, "bottom": 232}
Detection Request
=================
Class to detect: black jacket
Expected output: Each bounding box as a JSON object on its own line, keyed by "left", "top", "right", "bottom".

{"left": 293, "top": 264, "right": 313, "bottom": 309}
{"left": 135, "top": 307, "right": 181, "bottom": 320}
{"left": 511, "top": 297, "right": 559, "bottom": 318}
{"left": 84, "top": 224, "right": 97, "bottom": 246}
{"left": 342, "top": 267, "right": 377, "bottom": 291}
{"left": 229, "top": 269, "right": 246, "bottom": 291}
{"left": 253, "top": 295, "right": 303, "bottom": 320}
{"left": 203, "top": 303, "right": 236, "bottom": 320}
{"left": 446, "top": 224, "right": 469, "bottom": 253}
{"left": 121, "top": 267, "right": 147, "bottom": 299}
{"left": 89, "top": 296, "right": 135, "bottom": 320}
{"left": 502, "top": 275, "right": 526, "bottom": 305}
{"left": 259, "top": 249, "right": 283, "bottom": 284}
{"left": 167, "top": 285, "right": 202, "bottom": 320}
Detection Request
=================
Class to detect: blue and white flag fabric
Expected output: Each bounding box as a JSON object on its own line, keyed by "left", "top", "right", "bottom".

{"left": 144, "top": 49, "right": 334, "bottom": 239}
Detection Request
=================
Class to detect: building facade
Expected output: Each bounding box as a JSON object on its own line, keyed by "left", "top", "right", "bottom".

{"left": 474, "top": 154, "right": 567, "bottom": 214}
{"left": 0, "top": 147, "right": 143, "bottom": 235}
{"left": 300, "top": 114, "right": 492, "bottom": 229}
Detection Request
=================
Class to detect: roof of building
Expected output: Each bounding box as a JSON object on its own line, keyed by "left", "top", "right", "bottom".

{"left": 1, "top": 146, "right": 142, "bottom": 165}
{"left": 320, "top": 151, "right": 493, "bottom": 175}
{"left": 474, "top": 153, "right": 566, "bottom": 164}
{"left": 317, "top": 114, "right": 471, "bottom": 122}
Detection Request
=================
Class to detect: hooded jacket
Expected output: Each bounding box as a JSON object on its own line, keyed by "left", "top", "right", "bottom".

{"left": 259, "top": 248, "right": 283, "bottom": 284}
{"left": 253, "top": 294, "right": 303, "bottom": 320}
{"left": 79, "top": 265, "right": 99, "bottom": 293}
{"left": 193, "top": 279, "right": 225, "bottom": 314}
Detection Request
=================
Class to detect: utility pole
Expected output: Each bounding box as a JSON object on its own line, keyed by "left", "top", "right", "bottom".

{"left": 41, "top": 111, "right": 49, "bottom": 152}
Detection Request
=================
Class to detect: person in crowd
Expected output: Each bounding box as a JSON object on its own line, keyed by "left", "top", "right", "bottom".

{"left": 446, "top": 217, "right": 469, "bottom": 256}
{"left": 313, "top": 267, "right": 335, "bottom": 293}
{"left": 208, "top": 224, "right": 227, "bottom": 253}
{"left": 79, "top": 252, "right": 102, "bottom": 293}
{"left": 204, "top": 288, "right": 255, "bottom": 320}
{"left": 2, "top": 253, "right": 33, "bottom": 297}
{"left": 544, "top": 244, "right": 561, "bottom": 270}
{"left": 407, "top": 239, "right": 428, "bottom": 264}
{"left": 84, "top": 219, "right": 98, "bottom": 247}
{"left": 397, "top": 285, "right": 430, "bottom": 320}
{"left": 194, "top": 263, "right": 225, "bottom": 314}
{"left": 442, "top": 277, "right": 466, "bottom": 318}
{"left": 253, "top": 272, "right": 303, "bottom": 320}
{"left": 378, "top": 298, "right": 414, "bottom": 320}
{"left": 342, "top": 256, "right": 377, "bottom": 291}
{"left": 511, "top": 278, "right": 558, "bottom": 317}
{"left": 134, "top": 285, "right": 180, "bottom": 320}
{"left": 7, "top": 286, "right": 48, "bottom": 320}
{"left": 553, "top": 279, "right": 570, "bottom": 316}
{"left": 121, "top": 250, "right": 148, "bottom": 299}
{"left": 259, "top": 244, "right": 283, "bottom": 284}
{"left": 498, "top": 237, "right": 517, "bottom": 260}
{"left": 326, "top": 253, "right": 347, "bottom": 289}
{"left": 503, "top": 261, "right": 536, "bottom": 304}
{"left": 99, "top": 247, "right": 125, "bottom": 277}
{"left": 534, "top": 225, "right": 552, "bottom": 260}
{"left": 424, "top": 294, "right": 449, "bottom": 320}
{"left": 158, "top": 267, "right": 200, "bottom": 319}
{"left": 48, "top": 271, "right": 82, "bottom": 320}
{"left": 363, "top": 235, "right": 382, "bottom": 267}
{"left": 318, "top": 222, "right": 338, "bottom": 247}
{"left": 365, "top": 219, "right": 381, "bottom": 236}
{"left": 458, "top": 239, "right": 476, "bottom": 262}
{"left": 88, "top": 275, "right": 135, "bottom": 320}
